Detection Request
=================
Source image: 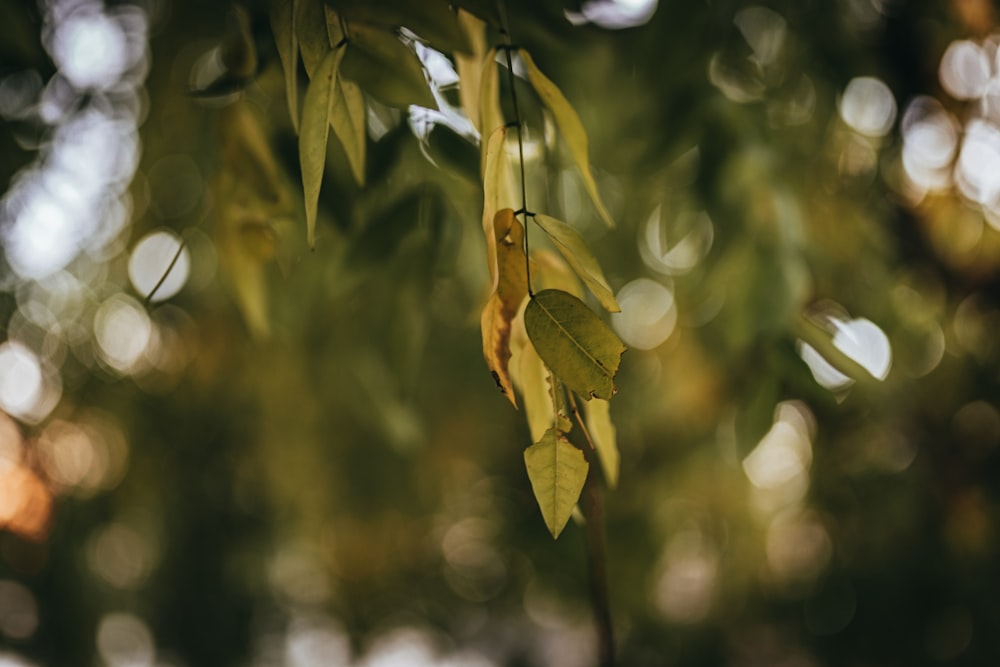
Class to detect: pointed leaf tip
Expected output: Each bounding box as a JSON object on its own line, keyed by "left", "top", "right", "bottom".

{"left": 524, "top": 289, "right": 626, "bottom": 400}
{"left": 524, "top": 428, "right": 589, "bottom": 538}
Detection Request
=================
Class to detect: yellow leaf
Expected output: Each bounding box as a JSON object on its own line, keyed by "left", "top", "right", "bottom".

{"left": 511, "top": 312, "right": 552, "bottom": 442}
{"left": 299, "top": 47, "right": 346, "bottom": 247}
{"left": 519, "top": 49, "right": 615, "bottom": 228}
{"left": 584, "top": 398, "right": 619, "bottom": 489}
{"left": 481, "top": 209, "right": 529, "bottom": 407}
{"left": 479, "top": 48, "right": 504, "bottom": 170}
{"left": 481, "top": 125, "right": 508, "bottom": 289}
{"left": 455, "top": 11, "right": 487, "bottom": 134}
{"left": 268, "top": 0, "right": 299, "bottom": 132}
{"left": 524, "top": 428, "right": 589, "bottom": 538}
{"left": 534, "top": 213, "right": 620, "bottom": 312}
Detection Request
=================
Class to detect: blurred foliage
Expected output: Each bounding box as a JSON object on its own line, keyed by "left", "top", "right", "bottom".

{"left": 2, "top": 0, "right": 1000, "bottom": 666}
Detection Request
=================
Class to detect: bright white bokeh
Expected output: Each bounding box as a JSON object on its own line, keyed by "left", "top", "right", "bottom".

{"left": 565, "top": 0, "right": 659, "bottom": 29}
{"left": 840, "top": 76, "right": 897, "bottom": 137}
{"left": 611, "top": 279, "right": 677, "bottom": 350}
{"left": 96, "top": 613, "right": 155, "bottom": 667}
{"left": 128, "top": 231, "right": 190, "bottom": 302}
{"left": 799, "top": 316, "right": 891, "bottom": 390}
{"left": 956, "top": 119, "right": 1000, "bottom": 206}
{"left": 640, "top": 207, "right": 714, "bottom": 275}
{"left": 939, "top": 39, "right": 991, "bottom": 101}
{"left": 0, "top": 343, "right": 42, "bottom": 421}
{"left": 901, "top": 96, "right": 959, "bottom": 191}
{"left": 93, "top": 295, "right": 152, "bottom": 374}
{"left": 51, "top": 8, "right": 129, "bottom": 90}
{"left": 743, "top": 402, "right": 814, "bottom": 492}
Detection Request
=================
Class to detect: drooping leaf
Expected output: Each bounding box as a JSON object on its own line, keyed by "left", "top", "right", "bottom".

{"left": 341, "top": 23, "right": 436, "bottom": 109}
{"left": 524, "top": 289, "right": 626, "bottom": 400}
{"left": 324, "top": 4, "right": 345, "bottom": 46}
{"left": 451, "top": 0, "right": 501, "bottom": 25}
{"left": 331, "top": 75, "right": 366, "bottom": 185}
{"left": 519, "top": 49, "right": 615, "bottom": 228}
{"left": 481, "top": 209, "right": 529, "bottom": 407}
{"left": 481, "top": 125, "right": 507, "bottom": 289}
{"left": 327, "top": 0, "right": 472, "bottom": 54}
{"left": 269, "top": 0, "right": 299, "bottom": 132}
{"left": 479, "top": 48, "right": 504, "bottom": 168}
{"left": 297, "top": 0, "right": 330, "bottom": 77}
{"left": 455, "top": 10, "right": 487, "bottom": 134}
{"left": 511, "top": 314, "right": 553, "bottom": 442}
{"left": 524, "top": 428, "right": 589, "bottom": 538}
{"left": 299, "top": 46, "right": 346, "bottom": 247}
{"left": 584, "top": 398, "right": 619, "bottom": 489}
{"left": 534, "top": 213, "right": 620, "bottom": 312}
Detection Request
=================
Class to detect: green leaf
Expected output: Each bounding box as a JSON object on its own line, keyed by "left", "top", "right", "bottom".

{"left": 299, "top": 46, "right": 346, "bottom": 247}
{"left": 451, "top": 0, "right": 501, "bottom": 25}
{"left": 331, "top": 75, "right": 366, "bottom": 185}
{"left": 524, "top": 289, "right": 626, "bottom": 400}
{"left": 524, "top": 428, "right": 589, "bottom": 538}
{"left": 269, "top": 0, "right": 299, "bottom": 132}
{"left": 533, "top": 214, "right": 620, "bottom": 312}
{"left": 584, "top": 398, "right": 619, "bottom": 489}
{"left": 341, "top": 23, "right": 436, "bottom": 109}
{"left": 297, "top": 0, "right": 330, "bottom": 78}
{"left": 519, "top": 49, "right": 615, "bottom": 228}
{"left": 481, "top": 209, "right": 529, "bottom": 407}
{"left": 328, "top": 0, "right": 472, "bottom": 54}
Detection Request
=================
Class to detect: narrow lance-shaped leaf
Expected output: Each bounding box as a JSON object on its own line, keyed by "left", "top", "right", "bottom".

{"left": 299, "top": 47, "right": 346, "bottom": 247}
{"left": 329, "top": 0, "right": 472, "bottom": 54}
{"left": 511, "top": 316, "right": 553, "bottom": 441}
{"left": 584, "top": 398, "right": 619, "bottom": 489}
{"left": 331, "top": 75, "right": 366, "bottom": 185}
{"left": 479, "top": 48, "right": 503, "bottom": 170}
{"left": 524, "top": 428, "right": 589, "bottom": 538}
{"left": 481, "top": 125, "right": 507, "bottom": 289}
{"left": 455, "top": 10, "right": 487, "bottom": 134}
{"left": 525, "top": 289, "right": 626, "bottom": 400}
{"left": 534, "top": 213, "right": 620, "bottom": 312}
{"left": 296, "top": 0, "right": 330, "bottom": 77}
{"left": 268, "top": 0, "right": 299, "bottom": 132}
{"left": 481, "top": 209, "right": 528, "bottom": 406}
{"left": 519, "top": 49, "right": 615, "bottom": 228}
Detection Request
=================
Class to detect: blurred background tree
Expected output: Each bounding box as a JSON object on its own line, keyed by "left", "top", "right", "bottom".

{"left": 1, "top": 0, "right": 1000, "bottom": 665}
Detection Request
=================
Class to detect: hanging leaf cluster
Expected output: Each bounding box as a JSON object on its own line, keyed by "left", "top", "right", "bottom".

{"left": 465, "top": 20, "right": 625, "bottom": 537}
{"left": 199, "top": 1, "right": 627, "bottom": 539}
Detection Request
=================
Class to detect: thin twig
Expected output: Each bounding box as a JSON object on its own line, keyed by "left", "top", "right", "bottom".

{"left": 583, "top": 464, "right": 615, "bottom": 667}
{"left": 144, "top": 234, "right": 187, "bottom": 305}
{"left": 497, "top": 1, "right": 533, "bottom": 297}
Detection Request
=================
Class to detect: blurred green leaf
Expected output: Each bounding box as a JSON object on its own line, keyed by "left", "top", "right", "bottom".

{"left": 341, "top": 23, "right": 436, "bottom": 109}
{"left": 269, "top": 0, "right": 300, "bottom": 132}
{"left": 584, "top": 398, "right": 619, "bottom": 489}
{"left": 296, "top": 0, "right": 330, "bottom": 77}
{"left": 533, "top": 213, "right": 620, "bottom": 312}
{"left": 331, "top": 75, "right": 366, "bottom": 185}
{"left": 525, "top": 289, "right": 626, "bottom": 400}
{"left": 328, "top": 0, "right": 472, "bottom": 54}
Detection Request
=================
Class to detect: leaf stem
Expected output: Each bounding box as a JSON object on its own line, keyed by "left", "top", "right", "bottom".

{"left": 567, "top": 391, "right": 597, "bottom": 451}
{"left": 497, "top": 2, "right": 533, "bottom": 298}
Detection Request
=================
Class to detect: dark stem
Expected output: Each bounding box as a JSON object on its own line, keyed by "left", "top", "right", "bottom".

{"left": 583, "top": 467, "right": 615, "bottom": 667}
{"left": 497, "top": 2, "right": 533, "bottom": 297}
{"left": 144, "top": 235, "right": 187, "bottom": 305}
